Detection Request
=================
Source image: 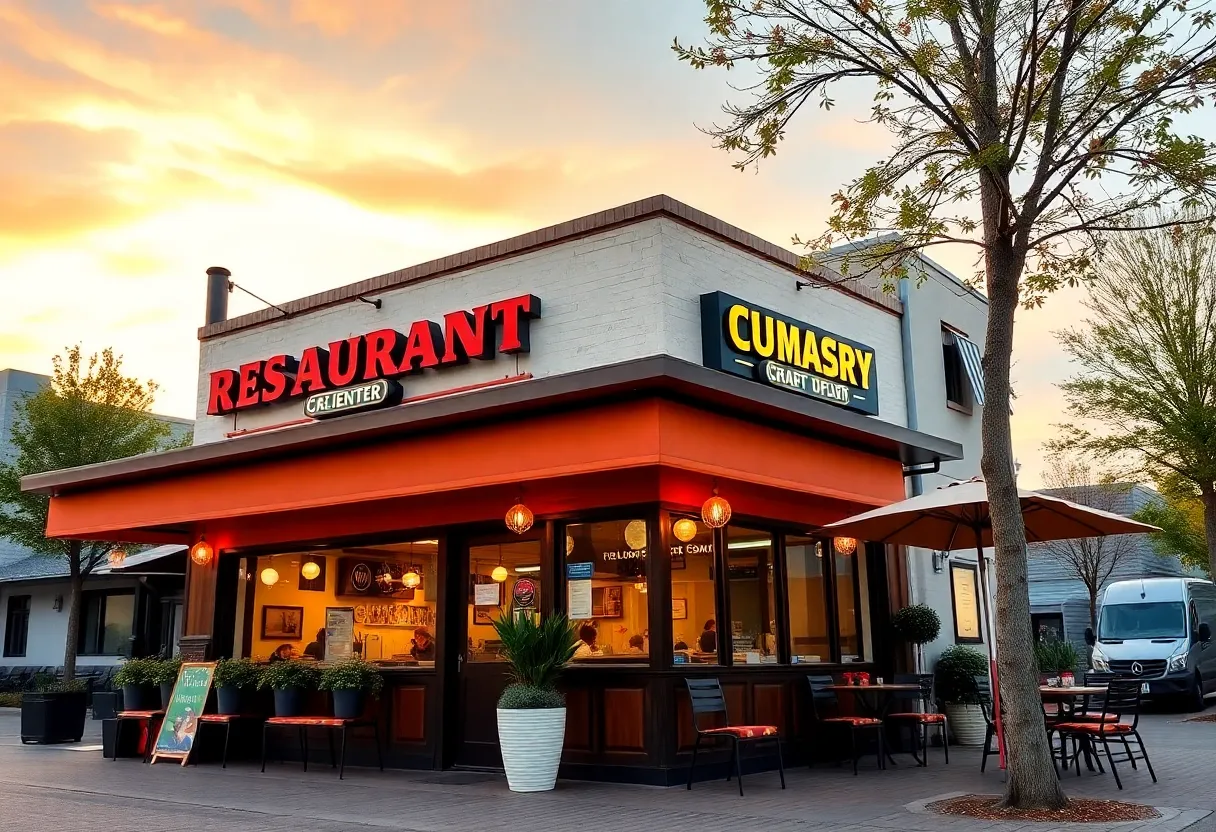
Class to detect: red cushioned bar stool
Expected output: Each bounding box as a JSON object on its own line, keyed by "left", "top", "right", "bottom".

{"left": 112, "top": 710, "right": 165, "bottom": 763}
{"left": 685, "top": 677, "right": 785, "bottom": 796}
{"left": 261, "top": 716, "right": 383, "bottom": 780}
{"left": 807, "top": 675, "right": 885, "bottom": 775}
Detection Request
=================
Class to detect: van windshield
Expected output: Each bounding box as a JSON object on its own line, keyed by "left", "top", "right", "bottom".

{"left": 1098, "top": 602, "right": 1187, "bottom": 641}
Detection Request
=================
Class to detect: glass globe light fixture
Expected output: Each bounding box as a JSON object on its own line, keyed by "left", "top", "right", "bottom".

{"left": 491, "top": 565, "right": 509, "bottom": 583}
{"left": 834, "top": 536, "right": 858, "bottom": 556}
{"left": 624, "top": 520, "right": 647, "bottom": 550}
{"left": 701, "top": 488, "right": 731, "bottom": 529}
{"left": 300, "top": 560, "right": 321, "bottom": 581}
{"left": 260, "top": 567, "right": 279, "bottom": 586}
{"left": 672, "top": 518, "right": 698, "bottom": 543}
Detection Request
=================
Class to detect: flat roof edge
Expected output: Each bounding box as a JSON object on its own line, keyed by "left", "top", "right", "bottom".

{"left": 198, "top": 195, "right": 902, "bottom": 341}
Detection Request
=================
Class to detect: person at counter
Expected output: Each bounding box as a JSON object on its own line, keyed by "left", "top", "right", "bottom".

{"left": 627, "top": 634, "right": 646, "bottom": 654}
{"left": 574, "top": 624, "right": 603, "bottom": 658}
{"left": 410, "top": 627, "right": 436, "bottom": 661}
{"left": 269, "top": 644, "right": 297, "bottom": 663}
{"left": 303, "top": 628, "right": 326, "bottom": 660}
{"left": 698, "top": 619, "right": 717, "bottom": 653}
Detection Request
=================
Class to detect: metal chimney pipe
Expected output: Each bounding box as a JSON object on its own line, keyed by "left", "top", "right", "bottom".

{"left": 205, "top": 266, "right": 231, "bottom": 325}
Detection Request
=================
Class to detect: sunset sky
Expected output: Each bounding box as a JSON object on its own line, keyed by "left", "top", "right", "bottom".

{"left": 0, "top": 0, "right": 1097, "bottom": 486}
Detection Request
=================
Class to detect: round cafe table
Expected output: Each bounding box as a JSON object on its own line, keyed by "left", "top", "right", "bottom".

{"left": 828, "top": 684, "right": 922, "bottom": 766}
{"left": 1040, "top": 685, "right": 1107, "bottom": 771}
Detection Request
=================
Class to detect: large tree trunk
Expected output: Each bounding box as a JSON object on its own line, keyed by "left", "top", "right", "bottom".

{"left": 63, "top": 543, "right": 83, "bottom": 683}
{"left": 1199, "top": 485, "right": 1216, "bottom": 579}
{"left": 982, "top": 241, "right": 1070, "bottom": 809}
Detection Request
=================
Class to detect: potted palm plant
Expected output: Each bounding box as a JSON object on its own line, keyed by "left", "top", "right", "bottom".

{"left": 114, "top": 657, "right": 162, "bottom": 711}
{"left": 934, "top": 645, "right": 989, "bottom": 746}
{"left": 257, "top": 660, "right": 319, "bottom": 717}
{"left": 319, "top": 657, "right": 384, "bottom": 719}
{"left": 152, "top": 656, "right": 183, "bottom": 707}
{"left": 214, "top": 658, "right": 260, "bottom": 715}
{"left": 890, "top": 604, "right": 942, "bottom": 672}
{"left": 20, "top": 677, "right": 88, "bottom": 744}
{"left": 493, "top": 612, "right": 579, "bottom": 792}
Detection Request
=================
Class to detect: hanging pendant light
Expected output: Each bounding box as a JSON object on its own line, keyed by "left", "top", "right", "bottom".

{"left": 190, "top": 536, "right": 214, "bottom": 567}
{"left": 492, "top": 545, "right": 508, "bottom": 582}
{"left": 403, "top": 567, "right": 421, "bottom": 588}
{"left": 701, "top": 485, "right": 731, "bottom": 529}
{"left": 300, "top": 560, "right": 321, "bottom": 581}
{"left": 260, "top": 566, "right": 280, "bottom": 586}
{"left": 505, "top": 489, "right": 534, "bottom": 535}
{"left": 672, "top": 518, "right": 698, "bottom": 543}
{"left": 108, "top": 548, "right": 127, "bottom": 568}
{"left": 624, "top": 520, "right": 647, "bottom": 551}
{"left": 565, "top": 535, "right": 575, "bottom": 556}
{"left": 834, "top": 536, "right": 858, "bottom": 556}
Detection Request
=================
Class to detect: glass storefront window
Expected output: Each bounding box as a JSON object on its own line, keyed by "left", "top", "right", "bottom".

{"left": 725, "top": 526, "right": 777, "bottom": 663}
{"left": 669, "top": 515, "right": 718, "bottom": 665}
{"left": 468, "top": 540, "right": 542, "bottom": 662}
{"left": 785, "top": 535, "right": 830, "bottom": 664}
{"left": 834, "top": 541, "right": 863, "bottom": 661}
{"left": 249, "top": 539, "right": 440, "bottom": 664}
{"left": 565, "top": 519, "right": 649, "bottom": 661}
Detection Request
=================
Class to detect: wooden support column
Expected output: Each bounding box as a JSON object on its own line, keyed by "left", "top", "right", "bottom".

{"left": 179, "top": 552, "right": 219, "bottom": 661}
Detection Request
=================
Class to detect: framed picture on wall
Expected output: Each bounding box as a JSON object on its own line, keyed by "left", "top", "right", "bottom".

{"left": 592, "top": 586, "right": 623, "bottom": 618}
{"left": 950, "top": 562, "right": 984, "bottom": 644}
{"left": 672, "top": 598, "right": 688, "bottom": 620}
{"left": 262, "top": 606, "right": 304, "bottom": 640}
{"left": 474, "top": 609, "right": 494, "bottom": 626}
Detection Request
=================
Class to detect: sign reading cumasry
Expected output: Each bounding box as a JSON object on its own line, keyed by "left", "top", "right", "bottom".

{"left": 700, "top": 292, "right": 879, "bottom": 415}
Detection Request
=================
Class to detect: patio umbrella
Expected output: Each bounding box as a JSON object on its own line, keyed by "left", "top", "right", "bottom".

{"left": 821, "top": 476, "right": 1159, "bottom": 768}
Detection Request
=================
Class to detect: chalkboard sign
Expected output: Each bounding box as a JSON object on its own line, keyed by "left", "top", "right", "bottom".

{"left": 150, "top": 662, "right": 216, "bottom": 766}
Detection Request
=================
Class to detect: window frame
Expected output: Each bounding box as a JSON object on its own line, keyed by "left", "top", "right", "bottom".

{"left": 77, "top": 589, "right": 136, "bottom": 657}
{"left": 3, "top": 595, "right": 31, "bottom": 658}
{"left": 942, "top": 327, "right": 972, "bottom": 412}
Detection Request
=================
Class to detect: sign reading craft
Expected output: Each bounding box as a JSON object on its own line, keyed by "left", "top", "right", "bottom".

{"left": 206, "top": 294, "right": 541, "bottom": 416}
{"left": 700, "top": 292, "right": 879, "bottom": 415}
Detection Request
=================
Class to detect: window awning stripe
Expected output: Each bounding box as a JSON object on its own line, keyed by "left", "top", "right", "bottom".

{"left": 950, "top": 333, "right": 986, "bottom": 407}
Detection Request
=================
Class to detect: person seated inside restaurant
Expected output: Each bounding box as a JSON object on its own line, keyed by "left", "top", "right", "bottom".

{"left": 410, "top": 626, "right": 436, "bottom": 661}
{"left": 574, "top": 624, "right": 603, "bottom": 658}
{"left": 303, "top": 628, "right": 326, "bottom": 660}
{"left": 627, "top": 634, "right": 646, "bottom": 654}
{"left": 269, "top": 643, "right": 297, "bottom": 663}
{"left": 698, "top": 619, "right": 717, "bottom": 653}
{"left": 673, "top": 640, "right": 689, "bottom": 651}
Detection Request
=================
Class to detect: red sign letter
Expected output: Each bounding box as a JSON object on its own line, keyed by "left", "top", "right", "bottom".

{"left": 261, "top": 354, "right": 298, "bottom": 405}
{"left": 441, "top": 306, "right": 493, "bottom": 365}
{"left": 491, "top": 294, "right": 541, "bottom": 353}
{"left": 399, "top": 320, "right": 444, "bottom": 374}
{"left": 327, "top": 336, "right": 364, "bottom": 388}
{"left": 291, "top": 346, "right": 331, "bottom": 396}
{"left": 234, "top": 361, "right": 264, "bottom": 409}
{"left": 206, "top": 369, "right": 238, "bottom": 415}
{"left": 363, "top": 329, "right": 406, "bottom": 380}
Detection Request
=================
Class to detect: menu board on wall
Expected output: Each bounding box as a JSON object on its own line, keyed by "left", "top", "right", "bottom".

{"left": 325, "top": 607, "right": 355, "bottom": 662}
{"left": 951, "top": 562, "right": 983, "bottom": 643}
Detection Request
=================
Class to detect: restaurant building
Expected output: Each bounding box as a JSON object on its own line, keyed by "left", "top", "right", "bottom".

{"left": 22, "top": 196, "right": 990, "bottom": 783}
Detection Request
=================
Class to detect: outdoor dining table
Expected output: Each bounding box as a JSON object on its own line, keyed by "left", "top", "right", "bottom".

{"left": 827, "top": 683, "right": 922, "bottom": 766}
{"left": 1040, "top": 685, "right": 1107, "bottom": 771}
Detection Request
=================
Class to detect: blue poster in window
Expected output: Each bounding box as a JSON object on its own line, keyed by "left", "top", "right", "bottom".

{"left": 566, "top": 562, "right": 593, "bottom": 580}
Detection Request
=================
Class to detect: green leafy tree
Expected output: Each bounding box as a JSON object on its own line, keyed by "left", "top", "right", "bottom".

{"left": 675, "top": 0, "right": 1216, "bottom": 809}
{"left": 1049, "top": 218, "right": 1216, "bottom": 578}
{"left": 1134, "top": 473, "right": 1210, "bottom": 574}
{"left": 0, "top": 347, "right": 175, "bottom": 681}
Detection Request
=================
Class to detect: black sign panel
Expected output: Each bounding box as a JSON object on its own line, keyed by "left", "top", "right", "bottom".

{"left": 700, "top": 291, "right": 879, "bottom": 415}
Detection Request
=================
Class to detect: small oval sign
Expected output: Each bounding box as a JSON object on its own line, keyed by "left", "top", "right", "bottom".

{"left": 304, "top": 379, "right": 403, "bottom": 419}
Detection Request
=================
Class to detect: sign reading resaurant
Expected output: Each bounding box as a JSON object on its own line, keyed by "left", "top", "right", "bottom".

{"left": 206, "top": 294, "right": 541, "bottom": 416}
{"left": 700, "top": 291, "right": 879, "bottom": 415}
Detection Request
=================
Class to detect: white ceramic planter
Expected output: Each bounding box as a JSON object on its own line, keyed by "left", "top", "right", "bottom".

{"left": 945, "top": 703, "right": 987, "bottom": 747}
{"left": 497, "top": 707, "right": 566, "bottom": 792}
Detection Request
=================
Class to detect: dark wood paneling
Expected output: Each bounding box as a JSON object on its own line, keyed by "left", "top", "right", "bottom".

{"left": 753, "top": 683, "right": 787, "bottom": 733}
{"left": 603, "top": 688, "right": 646, "bottom": 752}
{"left": 392, "top": 686, "right": 427, "bottom": 743}
{"left": 723, "top": 683, "right": 747, "bottom": 724}
{"left": 564, "top": 687, "right": 592, "bottom": 751}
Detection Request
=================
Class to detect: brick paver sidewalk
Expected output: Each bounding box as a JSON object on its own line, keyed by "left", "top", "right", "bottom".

{"left": 1, "top": 706, "right": 1213, "bottom": 832}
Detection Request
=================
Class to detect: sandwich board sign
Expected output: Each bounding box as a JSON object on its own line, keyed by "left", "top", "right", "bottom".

{"left": 150, "top": 661, "right": 216, "bottom": 766}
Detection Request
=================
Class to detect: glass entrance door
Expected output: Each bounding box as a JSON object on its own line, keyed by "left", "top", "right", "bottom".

{"left": 451, "top": 536, "right": 543, "bottom": 768}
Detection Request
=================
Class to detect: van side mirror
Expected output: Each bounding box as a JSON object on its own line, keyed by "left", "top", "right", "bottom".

{"left": 1084, "top": 627, "right": 1096, "bottom": 646}
{"left": 1198, "top": 623, "right": 1211, "bottom": 643}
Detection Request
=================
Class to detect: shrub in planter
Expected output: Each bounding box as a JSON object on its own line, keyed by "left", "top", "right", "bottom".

{"left": 214, "top": 658, "right": 261, "bottom": 715}
{"left": 21, "top": 678, "right": 88, "bottom": 744}
{"left": 492, "top": 612, "right": 579, "bottom": 793}
{"left": 114, "top": 657, "right": 163, "bottom": 711}
{"left": 890, "top": 604, "right": 942, "bottom": 671}
{"left": 257, "top": 660, "right": 319, "bottom": 717}
{"left": 151, "top": 656, "right": 183, "bottom": 707}
{"left": 935, "top": 646, "right": 990, "bottom": 747}
{"left": 319, "top": 658, "right": 384, "bottom": 719}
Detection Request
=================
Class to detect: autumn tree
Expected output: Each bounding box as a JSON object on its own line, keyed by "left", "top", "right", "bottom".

{"left": 675, "top": 0, "right": 1216, "bottom": 809}
{"left": 1049, "top": 218, "right": 1216, "bottom": 578}
{"left": 1134, "top": 473, "right": 1210, "bottom": 574}
{"left": 0, "top": 347, "right": 174, "bottom": 681}
{"left": 1035, "top": 454, "right": 1137, "bottom": 627}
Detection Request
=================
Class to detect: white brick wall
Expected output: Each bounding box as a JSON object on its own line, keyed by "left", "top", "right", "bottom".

{"left": 194, "top": 217, "right": 909, "bottom": 442}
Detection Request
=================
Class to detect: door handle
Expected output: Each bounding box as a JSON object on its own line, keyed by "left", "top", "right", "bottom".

{"left": 457, "top": 653, "right": 464, "bottom": 673}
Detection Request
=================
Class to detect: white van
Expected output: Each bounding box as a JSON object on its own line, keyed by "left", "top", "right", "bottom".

{"left": 1086, "top": 577, "right": 1216, "bottom": 711}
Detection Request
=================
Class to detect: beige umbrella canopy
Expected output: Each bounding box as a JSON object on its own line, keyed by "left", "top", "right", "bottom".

{"left": 821, "top": 476, "right": 1159, "bottom": 768}
{"left": 820, "top": 477, "right": 1159, "bottom": 549}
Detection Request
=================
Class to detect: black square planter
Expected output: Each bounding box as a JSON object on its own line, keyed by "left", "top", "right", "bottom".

{"left": 21, "top": 691, "right": 87, "bottom": 744}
